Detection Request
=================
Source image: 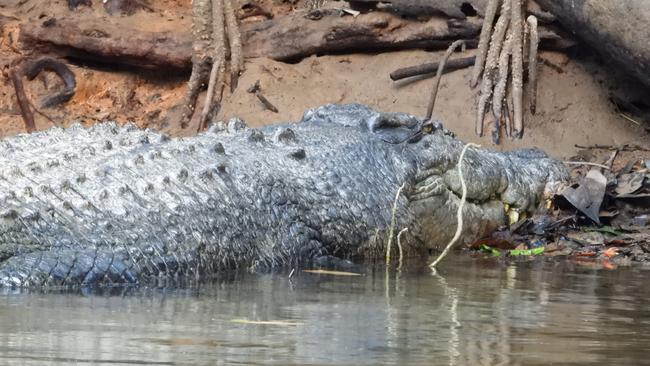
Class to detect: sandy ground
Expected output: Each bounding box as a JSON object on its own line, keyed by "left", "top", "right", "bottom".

{"left": 215, "top": 50, "right": 649, "bottom": 157}
{"left": 1, "top": 0, "right": 649, "bottom": 160}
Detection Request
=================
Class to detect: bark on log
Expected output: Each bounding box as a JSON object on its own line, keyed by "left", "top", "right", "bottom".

{"left": 19, "top": 18, "right": 193, "bottom": 69}
{"left": 537, "top": 0, "right": 650, "bottom": 88}
{"left": 242, "top": 12, "right": 484, "bottom": 61}
{"left": 19, "top": 12, "right": 569, "bottom": 69}
{"left": 347, "top": 0, "right": 488, "bottom": 19}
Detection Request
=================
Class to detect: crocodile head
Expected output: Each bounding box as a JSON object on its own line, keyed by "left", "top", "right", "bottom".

{"left": 301, "top": 104, "right": 569, "bottom": 252}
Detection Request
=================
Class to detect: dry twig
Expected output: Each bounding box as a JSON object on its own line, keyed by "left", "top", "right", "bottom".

{"left": 247, "top": 80, "right": 279, "bottom": 113}
{"left": 426, "top": 40, "right": 465, "bottom": 120}
{"left": 390, "top": 56, "right": 475, "bottom": 81}
{"left": 539, "top": 57, "right": 564, "bottom": 73}
{"left": 255, "top": 93, "right": 279, "bottom": 113}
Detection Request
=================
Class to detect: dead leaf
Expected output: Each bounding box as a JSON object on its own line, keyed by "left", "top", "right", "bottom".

{"left": 602, "top": 247, "right": 618, "bottom": 258}
{"left": 605, "top": 232, "right": 650, "bottom": 246}
{"left": 566, "top": 231, "right": 605, "bottom": 246}
{"left": 575, "top": 251, "right": 597, "bottom": 257}
{"left": 561, "top": 169, "right": 607, "bottom": 223}
{"left": 614, "top": 172, "right": 645, "bottom": 196}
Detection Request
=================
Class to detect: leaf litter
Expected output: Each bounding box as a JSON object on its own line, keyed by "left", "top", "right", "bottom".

{"left": 468, "top": 148, "right": 650, "bottom": 269}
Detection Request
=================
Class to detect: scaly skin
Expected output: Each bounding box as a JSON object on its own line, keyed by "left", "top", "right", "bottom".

{"left": 0, "top": 104, "right": 568, "bottom": 288}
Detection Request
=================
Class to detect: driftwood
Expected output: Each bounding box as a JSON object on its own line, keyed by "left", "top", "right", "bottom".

{"left": 537, "top": 0, "right": 650, "bottom": 89}
{"left": 241, "top": 12, "right": 484, "bottom": 61}
{"left": 19, "top": 12, "right": 571, "bottom": 69}
{"left": 20, "top": 18, "right": 193, "bottom": 69}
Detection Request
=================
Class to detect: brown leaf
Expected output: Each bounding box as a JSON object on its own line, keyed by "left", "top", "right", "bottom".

{"left": 566, "top": 231, "right": 606, "bottom": 246}
{"left": 575, "top": 251, "right": 597, "bottom": 257}
{"left": 602, "top": 247, "right": 618, "bottom": 258}
{"left": 561, "top": 169, "right": 607, "bottom": 223}
{"left": 614, "top": 172, "right": 645, "bottom": 196}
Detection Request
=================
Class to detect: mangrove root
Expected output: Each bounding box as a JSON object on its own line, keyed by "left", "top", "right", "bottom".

{"left": 9, "top": 68, "right": 36, "bottom": 133}
{"left": 22, "top": 57, "right": 76, "bottom": 108}
{"left": 181, "top": 0, "right": 244, "bottom": 131}
{"left": 472, "top": 0, "right": 540, "bottom": 142}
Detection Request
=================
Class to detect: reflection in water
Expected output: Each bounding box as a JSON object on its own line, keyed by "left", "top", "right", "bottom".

{"left": 1, "top": 254, "right": 650, "bottom": 365}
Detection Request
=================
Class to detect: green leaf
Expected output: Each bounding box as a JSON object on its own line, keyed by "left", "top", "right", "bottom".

{"left": 479, "top": 244, "right": 502, "bottom": 257}
{"left": 508, "top": 247, "right": 545, "bottom": 256}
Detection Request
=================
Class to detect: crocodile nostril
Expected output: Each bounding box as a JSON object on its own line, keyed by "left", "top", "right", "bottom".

{"left": 460, "top": 2, "right": 477, "bottom": 16}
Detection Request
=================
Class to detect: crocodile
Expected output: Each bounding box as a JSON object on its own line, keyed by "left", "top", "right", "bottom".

{"left": 0, "top": 104, "right": 568, "bottom": 288}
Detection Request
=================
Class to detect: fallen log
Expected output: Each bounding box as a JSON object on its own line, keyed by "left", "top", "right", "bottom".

{"left": 242, "top": 12, "right": 485, "bottom": 61}
{"left": 347, "top": 0, "right": 488, "bottom": 19}
{"left": 19, "top": 18, "right": 193, "bottom": 69}
{"left": 537, "top": 0, "right": 650, "bottom": 88}
{"left": 19, "top": 11, "right": 570, "bottom": 69}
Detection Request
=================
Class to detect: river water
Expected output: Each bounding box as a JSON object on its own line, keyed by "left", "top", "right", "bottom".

{"left": 1, "top": 254, "right": 649, "bottom": 365}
